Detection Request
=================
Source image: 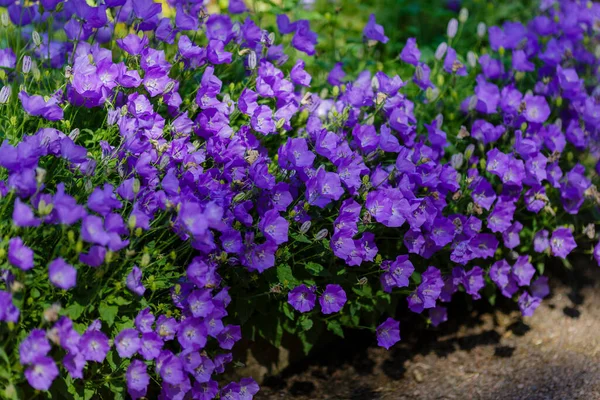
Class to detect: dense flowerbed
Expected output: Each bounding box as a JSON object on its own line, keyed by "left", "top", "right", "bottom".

{"left": 0, "top": 0, "right": 599, "bottom": 398}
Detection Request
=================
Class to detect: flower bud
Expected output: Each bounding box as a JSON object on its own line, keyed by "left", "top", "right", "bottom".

{"left": 69, "top": 128, "right": 80, "bottom": 141}
{"left": 435, "top": 42, "right": 448, "bottom": 60}
{"left": 477, "top": 22, "right": 486, "bottom": 38}
{"left": 128, "top": 215, "right": 137, "bottom": 230}
{"left": 415, "top": 65, "right": 424, "bottom": 81}
{"left": 132, "top": 178, "right": 141, "bottom": 194}
{"left": 467, "top": 51, "right": 477, "bottom": 68}
{"left": 464, "top": 143, "right": 475, "bottom": 160}
{"left": 0, "top": 86, "right": 11, "bottom": 104}
{"left": 459, "top": 8, "right": 469, "bottom": 23}
{"left": 164, "top": 80, "right": 175, "bottom": 94}
{"left": 450, "top": 153, "right": 464, "bottom": 169}
{"left": 0, "top": 12, "right": 8, "bottom": 27}
{"left": 299, "top": 221, "right": 311, "bottom": 234}
{"left": 248, "top": 51, "right": 257, "bottom": 69}
{"left": 468, "top": 95, "right": 478, "bottom": 110}
{"left": 35, "top": 167, "right": 46, "bottom": 185}
{"left": 159, "top": 155, "right": 170, "bottom": 169}
{"left": 32, "top": 31, "right": 41, "bottom": 47}
{"left": 447, "top": 18, "right": 458, "bottom": 39}
{"left": 141, "top": 253, "right": 151, "bottom": 267}
{"left": 314, "top": 229, "right": 328, "bottom": 240}
{"left": 22, "top": 56, "right": 32, "bottom": 74}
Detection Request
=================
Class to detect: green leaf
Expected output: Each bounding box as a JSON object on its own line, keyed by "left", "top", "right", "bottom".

{"left": 291, "top": 233, "right": 312, "bottom": 244}
{"left": 282, "top": 302, "right": 295, "bottom": 321}
{"left": 327, "top": 320, "right": 345, "bottom": 338}
{"left": 64, "top": 302, "right": 85, "bottom": 320}
{"left": 298, "top": 331, "right": 314, "bottom": 355}
{"left": 276, "top": 263, "right": 296, "bottom": 288}
{"left": 304, "top": 262, "right": 326, "bottom": 276}
{"left": 98, "top": 303, "right": 119, "bottom": 327}
{"left": 109, "top": 296, "right": 131, "bottom": 306}
{"left": 300, "top": 318, "right": 313, "bottom": 331}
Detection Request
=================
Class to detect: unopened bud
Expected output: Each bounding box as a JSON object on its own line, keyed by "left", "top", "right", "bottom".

{"left": 314, "top": 229, "right": 328, "bottom": 240}
{"left": 0, "top": 12, "right": 8, "bottom": 27}
{"left": 477, "top": 22, "right": 486, "bottom": 38}
{"left": 299, "top": 221, "right": 311, "bottom": 234}
{"left": 415, "top": 65, "right": 424, "bottom": 81}
{"left": 32, "top": 31, "right": 41, "bottom": 47}
{"left": 0, "top": 86, "right": 10, "bottom": 104}
{"left": 22, "top": 56, "right": 32, "bottom": 74}
{"left": 140, "top": 253, "right": 151, "bottom": 267}
{"left": 450, "top": 153, "right": 464, "bottom": 169}
{"left": 447, "top": 18, "right": 458, "bottom": 39}
{"left": 69, "top": 128, "right": 80, "bottom": 141}
{"left": 248, "top": 51, "right": 257, "bottom": 69}
{"left": 464, "top": 143, "right": 475, "bottom": 160}
{"left": 164, "top": 81, "right": 175, "bottom": 94}
{"left": 36, "top": 167, "right": 46, "bottom": 185}
{"left": 468, "top": 95, "right": 478, "bottom": 110}
{"left": 435, "top": 42, "right": 448, "bottom": 60}
{"left": 467, "top": 51, "right": 477, "bottom": 68}
{"left": 276, "top": 118, "right": 286, "bottom": 129}
{"left": 459, "top": 8, "right": 469, "bottom": 23}
{"left": 128, "top": 214, "right": 137, "bottom": 230}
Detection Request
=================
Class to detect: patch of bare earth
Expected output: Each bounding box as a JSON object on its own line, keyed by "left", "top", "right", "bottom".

{"left": 255, "top": 262, "right": 600, "bottom": 400}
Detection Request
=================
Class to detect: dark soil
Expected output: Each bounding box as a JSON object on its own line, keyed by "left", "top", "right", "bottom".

{"left": 255, "top": 260, "right": 600, "bottom": 400}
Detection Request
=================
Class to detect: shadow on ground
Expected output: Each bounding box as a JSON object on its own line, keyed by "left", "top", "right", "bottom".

{"left": 254, "top": 257, "right": 600, "bottom": 400}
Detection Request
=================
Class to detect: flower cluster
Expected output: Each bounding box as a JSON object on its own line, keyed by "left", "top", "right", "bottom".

{"left": 0, "top": 0, "right": 599, "bottom": 397}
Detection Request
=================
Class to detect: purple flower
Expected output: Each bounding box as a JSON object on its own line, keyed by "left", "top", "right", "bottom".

{"left": 19, "top": 329, "right": 51, "bottom": 365}
{"left": 429, "top": 306, "right": 448, "bottom": 327}
{"left": 400, "top": 38, "right": 420, "bottom": 66}
{"left": 512, "top": 256, "right": 535, "bottom": 287}
{"left": 522, "top": 94, "right": 550, "bottom": 124}
{"left": 12, "top": 198, "right": 40, "bottom": 227}
{"left": 126, "top": 266, "right": 146, "bottom": 296}
{"left": 290, "top": 60, "right": 311, "bottom": 87}
{"left": 24, "top": 356, "right": 59, "bottom": 391}
{"left": 63, "top": 352, "right": 86, "bottom": 379}
{"left": 79, "top": 329, "right": 109, "bottom": 362}
{"left": 463, "top": 266, "right": 485, "bottom": 299}
{"left": 288, "top": 284, "right": 316, "bottom": 313}
{"left": 19, "top": 91, "right": 64, "bottom": 121}
{"left": 177, "top": 317, "right": 207, "bottom": 350}
{"left": 216, "top": 325, "right": 242, "bottom": 350}
{"left": 115, "top": 328, "right": 140, "bottom": 358}
{"left": 127, "top": 359, "right": 150, "bottom": 399}
{"left": 319, "top": 284, "right": 347, "bottom": 314}
{"left": 327, "top": 62, "right": 346, "bottom": 86}
{"left": 240, "top": 377, "right": 260, "bottom": 399}
{"left": 291, "top": 20, "right": 318, "bottom": 55}
{"left": 8, "top": 237, "right": 34, "bottom": 271}
{"left": 376, "top": 317, "right": 400, "bottom": 349}
{"left": 158, "top": 352, "right": 186, "bottom": 384}
{"left": 259, "top": 209, "right": 289, "bottom": 245}
{"left": 48, "top": 258, "right": 77, "bottom": 290}
{"left": 0, "top": 291, "right": 19, "bottom": 322}
{"left": 251, "top": 105, "right": 276, "bottom": 135}
{"left": 531, "top": 276, "right": 550, "bottom": 299}
{"left": 363, "top": 14, "right": 388, "bottom": 43}
{"left": 81, "top": 215, "right": 110, "bottom": 246}
{"left": 502, "top": 221, "right": 523, "bottom": 249}
{"left": 518, "top": 292, "right": 541, "bottom": 317}
{"left": 533, "top": 230, "right": 550, "bottom": 253}
{"left": 139, "top": 332, "right": 163, "bottom": 360}
{"left": 550, "top": 228, "right": 577, "bottom": 259}
{"left": 306, "top": 168, "right": 344, "bottom": 208}
{"left": 188, "top": 289, "right": 215, "bottom": 318}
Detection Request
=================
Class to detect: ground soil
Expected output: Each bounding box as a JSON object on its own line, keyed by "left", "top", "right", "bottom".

{"left": 255, "top": 260, "right": 600, "bottom": 400}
